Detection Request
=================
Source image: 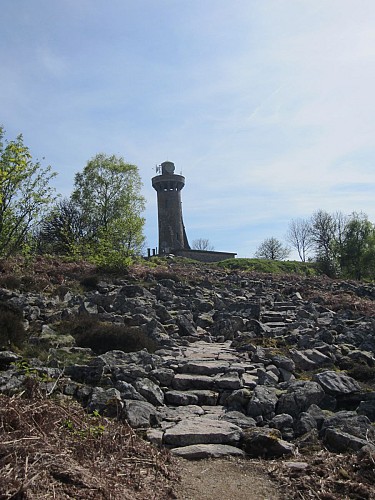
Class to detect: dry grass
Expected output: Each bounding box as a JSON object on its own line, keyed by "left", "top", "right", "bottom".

{"left": 268, "top": 449, "right": 375, "bottom": 500}
{"left": 0, "top": 391, "right": 178, "bottom": 499}
{"left": 0, "top": 255, "right": 98, "bottom": 292}
{"left": 307, "top": 290, "right": 375, "bottom": 316}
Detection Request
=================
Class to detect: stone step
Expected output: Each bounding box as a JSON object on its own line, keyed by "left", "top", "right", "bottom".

{"left": 176, "top": 360, "right": 230, "bottom": 375}
{"left": 263, "top": 310, "right": 285, "bottom": 316}
{"left": 262, "top": 313, "right": 285, "bottom": 322}
{"left": 180, "top": 341, "right": 241, "bottom": 362}
{"left": 172, "top": 372, "right": 244, "bottom": 391}
{"left": 263, "top": 321, "right": 287, "bottom": 329}
{"left": 273, "top": 302, "right": 296, "bottom": 311}
{"left": 165, "top": 389, "right": 219, "bottom": 406}
{"left": 163, "top": 417, "right": 242, "bottom": 447}
{"left": 172, "top": 373, "right": 215, "bottom": 391}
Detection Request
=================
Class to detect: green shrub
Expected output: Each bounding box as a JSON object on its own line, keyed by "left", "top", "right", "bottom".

{"left": 0, "top": 303, "right": 26, "bottom": 349}
{"left": 59, "top": 315, "right": 158, "bottom": 354}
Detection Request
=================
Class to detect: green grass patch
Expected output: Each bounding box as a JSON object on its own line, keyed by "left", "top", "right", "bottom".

{"left": 217, "top": 258, "right": 317, "bottom": 276}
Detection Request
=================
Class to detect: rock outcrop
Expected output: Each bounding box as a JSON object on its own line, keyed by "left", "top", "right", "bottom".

{"left": 1, "top": 263, "right": 375, "bottom": 459}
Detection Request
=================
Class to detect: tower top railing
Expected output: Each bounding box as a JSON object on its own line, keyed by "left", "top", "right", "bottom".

{"left": 152, "top": 173, "right": 185, "bottom": 192}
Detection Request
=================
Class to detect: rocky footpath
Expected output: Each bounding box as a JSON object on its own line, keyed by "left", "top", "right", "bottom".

{"left": 1, "top": 262, "right": 375, "bottom": 463}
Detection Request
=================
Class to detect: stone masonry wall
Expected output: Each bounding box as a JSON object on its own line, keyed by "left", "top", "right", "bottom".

{"left": 173, "top": 249, "right": 237, "bottom": 262}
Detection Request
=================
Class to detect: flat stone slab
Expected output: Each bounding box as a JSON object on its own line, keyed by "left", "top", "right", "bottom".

{"left": 264, "top": 322, "right": 287, "bottom": 329}
{"left": 163, "top": 417, "right": 242, "bottom": 447}
{"left": 165, "top": 389, "right": 218, "bottom": 406}
{"left": 171, "top": 443, "right": 245, "bottom": 460}
{"left": 186, "top": 390, "right": 219, "bottom": 406}
{"left": 177, "top": 360, "right": 230, "bottom": 375}
{"left": 215, "top": 372, "right": 243, "bottom": 390}
{"left": 165, "top": 390, "right": 199, "bottom": 406}
{"left": 159, "top": 405, "right": 205, "bottom": 422}
{"left": 181, "top": 341, "right": 241, "bottom": 362}
{"left": 172, "top": 373, "right": 215, "bottom": 391}
{"left": 200, "top": 405, "right": 226, "bottom": 420}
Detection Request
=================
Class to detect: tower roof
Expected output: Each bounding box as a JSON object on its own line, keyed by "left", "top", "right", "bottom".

{"left": 161, "top": 161, "right": 175, "bottom": 175}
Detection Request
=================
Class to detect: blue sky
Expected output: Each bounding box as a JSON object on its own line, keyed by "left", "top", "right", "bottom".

{"left": 1, "top": 0, "right": 375, "bottom": 258}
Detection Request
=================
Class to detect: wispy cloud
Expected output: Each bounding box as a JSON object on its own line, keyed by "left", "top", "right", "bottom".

{"left": 36, "top": 47, "right": 68, "bottom": 78}
{"left": 1, "top": 0, "right": 375, "bottom": 257}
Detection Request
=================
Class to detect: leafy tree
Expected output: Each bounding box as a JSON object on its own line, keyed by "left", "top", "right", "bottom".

{"left": 0, "top": 127, "right": 57, "bottom": 256}
{"left": 254, "top": 237, "right": 290, "bottom": 260}
{"left": 309, "top": 210, "right": 347, "bottom": 276}
{"left": 286, "top": 218, "right": 313, "bottom": 262}
{"left": 340, "top": 212, "right": 375, "bottom": 280}
{"left": 71, "top": 153, "right": 145, "bottom": 260}
{"left": 37, "top": 198, "right": 88, "bottom": 256}
{"left": 192, "top": 238, "right": 214, "bottom": 251}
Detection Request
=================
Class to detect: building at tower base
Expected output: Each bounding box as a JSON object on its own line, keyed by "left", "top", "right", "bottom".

{"left": 172, "top": 248, "right": 237, "bottom": 262}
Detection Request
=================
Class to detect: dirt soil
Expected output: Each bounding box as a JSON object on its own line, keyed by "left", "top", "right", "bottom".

{"left": 173, "top": 457, "right": 281, "bottom": 500}
{"left": 173, "top": 448, "right": 375, "bottom": 500}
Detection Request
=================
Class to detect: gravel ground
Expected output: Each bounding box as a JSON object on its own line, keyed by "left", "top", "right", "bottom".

{"left": 173, "top": 457, "right": 281, "bottom": 500}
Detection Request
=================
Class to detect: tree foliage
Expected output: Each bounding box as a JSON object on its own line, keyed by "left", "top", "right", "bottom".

{"left": 340, "top": 212, "right": 375, "bottom": 280}
{"left": 0, "top": 127, "right": 57, "bottom": 256}
{"left": 285, "top": 209, "right": 375, "bottom": 280}
{"left": 37, "top": 198, "right": 87, "bottom": 256}
{"left": 254, "top": 237, "right": 290, "bottom": 261}
{"left": 71, "top": 153, "right": 145, "bottom": 261}
{"left": 308, "top": 210, "right": 340, "bottom": 275}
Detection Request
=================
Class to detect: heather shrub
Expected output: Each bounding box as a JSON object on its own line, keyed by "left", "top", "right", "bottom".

{"left": 0, "top": 303, "right": 26, "bottom": 349}
{"left": 153, "top": 270, "right": 182, "bottom": 282}
{"left": 54, "top": 285, "right": 71, "bottom": 300}
{"left": 0, "top": 275, "right": 22, "bottom": 290}
{"left": 20, "top": 275, "right": 50, "bottom": 292}
{"left": 80, "top": 275, "right": 99, "bottom": 290}
{"left": 347, "top": 362, "right": 375, "bottom": 382}
{"left": 60, "top": 315, "right": 158, "bottom": 354}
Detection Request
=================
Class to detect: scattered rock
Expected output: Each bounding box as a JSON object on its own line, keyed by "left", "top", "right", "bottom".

{"left": 241, "top": 427, "right": 295, "bottom": 458}
{"left": 313, "top": 370, "right": 361, "bottom": 395}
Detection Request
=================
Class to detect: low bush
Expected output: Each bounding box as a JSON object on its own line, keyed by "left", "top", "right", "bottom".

{"left": 54, "top": 285, "right": 71, "bottom": 300}
{"left": 347, "top": 362, "right": 375, "bottom": 382}
{"left": 152, "top": 270, "right": 182, "bottom": 282}
{"left": 21, "top": 275, "right": 50, "bottom": 292}
{"left": 80, "top": 275, "right": 100, "bottom": 290}
{"left": 59, "top": 315, "right": 159, "bottom": 354}
{"left": 0, "top": 303, "right": 26, "bottom": 349}
{"left": 0, "top": 275, "right": 22, "bottom": 290}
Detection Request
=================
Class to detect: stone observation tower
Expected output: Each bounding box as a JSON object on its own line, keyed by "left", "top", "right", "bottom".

{"left": 152, "top": 161, "right": 190, "bottom": 255}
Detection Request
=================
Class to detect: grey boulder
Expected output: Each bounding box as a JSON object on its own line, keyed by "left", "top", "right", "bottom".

{"left": 241, "top": 428, "right": 295, "bottom": 458}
